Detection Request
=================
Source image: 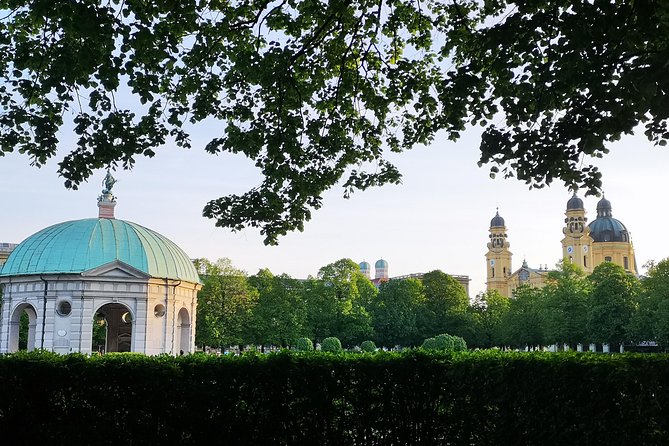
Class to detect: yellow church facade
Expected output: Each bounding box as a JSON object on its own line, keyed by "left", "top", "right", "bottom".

{"left": 486, "top": 195, "right": 637, "bottom": 298}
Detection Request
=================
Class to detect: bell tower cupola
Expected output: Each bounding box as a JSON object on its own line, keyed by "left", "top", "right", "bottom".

{"left": 486, "top": 209, "right": 513, "bottom": 297}
{"left": 561, "top": 192, "right": 593, "bottom": 273}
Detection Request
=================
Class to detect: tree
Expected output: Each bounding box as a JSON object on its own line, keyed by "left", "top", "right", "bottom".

{"left": 540, "top": 261, "right": 590, "bottom": 347}
{"left": 247, "top": 269, "right": 307, "bottom": 348}
{"left": 470, "top": 290, "right": 510, "bottom": 349}
{"left": 586, "top": 262, "right": 639, "bottom": 346}
{"left": 500, "top": 285, "right": 545, "bottom": 349}
{"left": 420, "top": 270, "right": 471, "bottom": 339}
{"left": 304, "top": 259, "right": 374, "bottom": 347}
{"left": 370, "top": 278, "right": 425, "bottom": 347}
{"left": 194, "top": 258, "right": 256, "bottom": 348}
{"left": 4, "top": 2, "right": 667, "bottom": 243}
{"left": 629, "top": 259, "right": 669, "bottom": 348}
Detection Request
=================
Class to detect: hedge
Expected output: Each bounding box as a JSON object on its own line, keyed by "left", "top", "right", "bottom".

{"left": 0, "top": 351, "right": 668, "bottom": 445}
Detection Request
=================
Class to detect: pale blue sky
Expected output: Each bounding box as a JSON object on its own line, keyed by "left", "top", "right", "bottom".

{"left": 0, "top": 124, "right": 666, "bottom": 296}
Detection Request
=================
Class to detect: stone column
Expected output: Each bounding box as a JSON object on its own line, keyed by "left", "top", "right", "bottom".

{"left": 577, "top": 343, "right": 583, "bottom": 352}
{"left": 589, "top": 343, "right": 597, "bottom": 352}
{"left": 603, "top": 343, "right": 610, "bottom": 353}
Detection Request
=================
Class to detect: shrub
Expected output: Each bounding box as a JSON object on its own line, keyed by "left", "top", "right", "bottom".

{"left": 422, "top": 337, "right": 439, "bottom": 350}
{"left": 423, "top": 334, "right": 467, "bottom": 352}
{"left": 295, "top": 338, "right": 314, "bottom": 351}
{"left": 452, "top": 336, "right": 467, "bottom": 351}
{"left": 435, "top": 334, "right": 455, "bottom": 351}
{"left": 321, "top": 337, "right": 343, "bottom": 352}
{"left": 360, "top": 340, "right": 376, "bottom": 352}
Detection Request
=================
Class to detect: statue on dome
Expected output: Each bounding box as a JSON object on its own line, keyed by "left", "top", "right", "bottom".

{"left": 102, "top": 171, "right": 117, "bottom": 194}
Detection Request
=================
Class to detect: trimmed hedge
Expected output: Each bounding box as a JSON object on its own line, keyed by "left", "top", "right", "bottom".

{"left": 360, "top": 340, "right": 376, "bottom": 352}
{"left": 422, "top": 333, "right": 467, "bottom": 352}
{"left": 294, "top": 337, "right": 314, "bottom": 351}
{"left": 1, "top": 351, "right": 669, "bottom": 445}
{"left": 320, "top": 336, "right": 342, "bottom": 352}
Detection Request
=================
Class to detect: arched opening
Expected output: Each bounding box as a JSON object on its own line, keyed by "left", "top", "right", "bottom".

{"left": 93, "top": 303, "right": 134, "bottom": 353}
{"left": 9, "top": 303, "right": 37, "bottom": 352}
{"left": 177, "top": 307, "right": 191, "bottom": 354}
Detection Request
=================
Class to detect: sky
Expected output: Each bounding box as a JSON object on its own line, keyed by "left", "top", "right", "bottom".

{"left": 0, "top": 124, "right": 666, "bottom": 297}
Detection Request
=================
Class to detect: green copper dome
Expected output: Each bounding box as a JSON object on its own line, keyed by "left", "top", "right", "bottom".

{"left": 0, "top": 218, "right": 200, "bottom": 283}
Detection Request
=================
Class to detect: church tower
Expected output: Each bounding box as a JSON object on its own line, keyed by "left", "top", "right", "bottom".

{"left": 561, "top": 193, "right": 593, "bottom": 273}
{"left": 486, "top": 210, "right": 512, "bottom": 297}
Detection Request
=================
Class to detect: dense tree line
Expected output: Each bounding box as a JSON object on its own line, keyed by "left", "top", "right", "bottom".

{"left": 195, "top": 258, "right": 475, "bottom": 349}
{"left": 195, "top": 258, "right": 669, "bottom": 351}
{"left": 496, "top": 260, "right": 669, "bottom": 351}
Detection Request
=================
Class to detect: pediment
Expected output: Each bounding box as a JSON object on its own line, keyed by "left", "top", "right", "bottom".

{"left": 82, "top": 260, "right": 150, "bottom": 279}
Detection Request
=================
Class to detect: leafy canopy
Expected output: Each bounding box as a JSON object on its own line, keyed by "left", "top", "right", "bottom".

{"left": 2, "top": 1, "right": 668, "bottom": 243}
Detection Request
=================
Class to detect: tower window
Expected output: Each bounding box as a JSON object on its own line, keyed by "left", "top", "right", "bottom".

{"left": 624, "top": 256, "right": 629, "bottom": 270}
{"left": 584, "top": 256, "right": 587, "bottom": 268}
{"left": 605, "top": 256, "right": 612, "bottom": 262}
{"left": 503, "top": 267, "right": 506, "bottom": 276}
{"left": 569, "top": 256, "right": 573, "bottom": 263}
{"left": 492, "top": 267, "right": 495, "bottom": 278}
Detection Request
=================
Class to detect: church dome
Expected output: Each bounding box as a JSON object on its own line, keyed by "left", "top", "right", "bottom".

{"left": 588, "top": 217, "right": 630, "bottom": 243}
{"left": 566, "top": 193, "right": 584, "bottom": 210}
{"left": 359, "top": 261, "right": 370, "bottom": 271}
{"left": 588, "top": 197, "right": 629, "bottom": 243}
{"left": 596, "top": 196, "right": 612, "bottom": 217}
{"left": 375, "top": 259, "right": 388, "bottom": 269}
{"left": 490, "top": 211, "right": 505, "bottom": 227}
{"left": 0, "top": 218, "right": 200, "bottom": 283}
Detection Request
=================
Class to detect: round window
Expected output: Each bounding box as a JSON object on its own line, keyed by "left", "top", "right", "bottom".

{"left": 57, "top": 301, "right": 72, "bottom": 317}
{"left": 154, "top": 304, "right": 166, "bottom": 317}
{"left": 121, "top": 312, "right": 132, "bottom": 324}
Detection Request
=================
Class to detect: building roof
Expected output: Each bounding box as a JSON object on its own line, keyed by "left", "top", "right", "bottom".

{"left": 0, "top": 218, "right": 200, "bottom": 283}
{"left": 490, "top": 210, "right": 505, "bottom": 227}
{"left": 588, "top": 216, "right": 629, "bottom": 243}
{"left": 375, "top": 258, "right": 388, "bottom": 268}
{"left": 566, "top": 193, "right": 584, "bottom": 210}
{"left": 589, "top": 197, "right": 630, "bottom": 243}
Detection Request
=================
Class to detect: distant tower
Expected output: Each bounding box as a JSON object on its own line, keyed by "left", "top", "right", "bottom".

{"left": 486, "top": 210, "right": 512, "bottom": 297}
{"left": 375, "top": 259, "right": 388, "bottom": 280}
{"left": 561, "top": 193, "right": 593, "bottom": 273}
{"left": 359, "top": 261, "right": 371, "bottom": 279}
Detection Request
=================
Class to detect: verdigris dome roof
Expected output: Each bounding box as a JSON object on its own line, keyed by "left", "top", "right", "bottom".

{"left": 375, "top": 259, "right": 388, "bottom": 269}
{"left": 589, "top": 216, "right": 630, "bottom": 243}
{"left": 588, "top": 197, "right": 629, "bottom": 243}
{"left": 359, "top": 261, "right": 370, "bottom": 271}
{"left": 490, "top": 211, "right": 505, "bottom": 227}
{"left": 0, "top": 218, "right": 199, "bottom": 283}
{"left": 566, "top": 193, "right": 584, "bottom": 210}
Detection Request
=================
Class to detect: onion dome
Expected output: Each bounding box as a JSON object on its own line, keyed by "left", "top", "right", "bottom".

{"left": 596, "top": 196, "right": 612, "bottom": 217}
{"left": 0, "top": 218, "right": 200, "bottom": 283}
{"left": 490, "top": 210, "right": 505, "bottom": 227}
{"left": 359, "top": 261, "right": 370, "bottom": 271}
{"left": 566, "top": 193, "right": 584, "bottom": 210}
{"left": 588, "top": 197, "right": 629, "bottom": 243}
{"left": 375, "top": 259, "right": 388, "bottom": 269}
